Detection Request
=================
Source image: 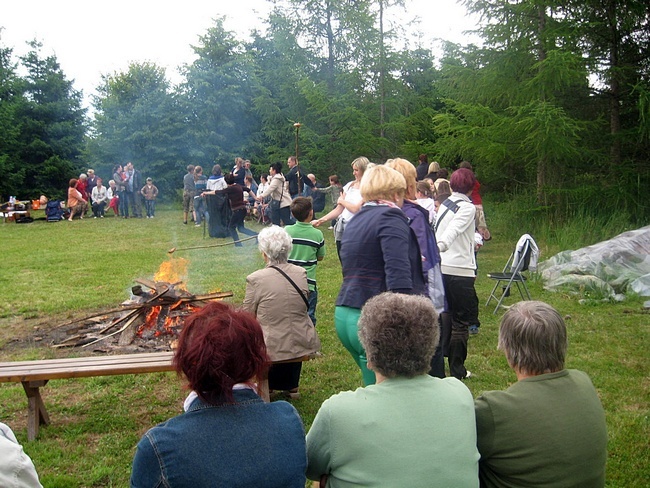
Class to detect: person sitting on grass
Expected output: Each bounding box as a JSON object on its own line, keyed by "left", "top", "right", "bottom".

{"left": 130, "top": 301, "right": 308, "bottom": 488}
{"left": 91, "top": 177, "right": 109, "bottom": 218}
{"left": 67, "top": 178, "right": 88, "bottom": 221}
{"left": 306, "top": 292, "right": 479, "bottom": 488}
{"left": 475, "top": 301, "right": 607, "bottom": 488}
{"left": 285, "top": 197, "right": 326, "bottom": 326}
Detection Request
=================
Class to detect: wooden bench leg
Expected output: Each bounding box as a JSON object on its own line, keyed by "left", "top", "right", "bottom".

{"left": 22, "top": 380, "right": 50, "bottom": 441}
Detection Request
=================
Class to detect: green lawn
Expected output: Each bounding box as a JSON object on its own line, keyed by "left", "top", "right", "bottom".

{"left": 0, "top": 204, "right": 648, "bottom": 487}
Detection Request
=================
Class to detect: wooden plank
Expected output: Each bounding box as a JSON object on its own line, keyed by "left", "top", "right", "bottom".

{"left": 0, "top": 352, "right": 175, "bottom": 383}
{"left": 0, "top": 351, "right": 173, "bottom": 368}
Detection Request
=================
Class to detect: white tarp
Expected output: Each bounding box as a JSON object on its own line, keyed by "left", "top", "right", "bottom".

{"left": 539, "top": 225, "right": 650, "bottom": 299}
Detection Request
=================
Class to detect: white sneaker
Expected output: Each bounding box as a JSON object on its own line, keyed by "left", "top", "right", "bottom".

{"left": 464, "top": 371, "right": 472, "bottom": 380}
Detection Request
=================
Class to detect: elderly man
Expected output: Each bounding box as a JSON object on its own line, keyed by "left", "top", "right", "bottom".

{"left": 307, "top": 292, "right": 479, "bottom": 487}
{"left": 475, "top": 301, "right": 607, "bottom": 487}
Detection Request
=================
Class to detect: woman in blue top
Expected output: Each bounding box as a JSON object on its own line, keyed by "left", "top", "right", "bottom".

{"left": 336, "top": 165, "right": 426, "bottom": 386}
{"left": 130, "top": 301, "right": 307, "bottom": 488}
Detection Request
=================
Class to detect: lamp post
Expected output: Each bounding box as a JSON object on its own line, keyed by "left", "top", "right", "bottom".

{"left": 294, "top": 122, "right": 302, "bottom": 194}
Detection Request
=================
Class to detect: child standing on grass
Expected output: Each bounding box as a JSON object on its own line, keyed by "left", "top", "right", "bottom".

{"left": 285, "top": 197, "right": 326, "bottom": 326}
{"left": 140, "top": 178, "right": 159, "bottom": 218}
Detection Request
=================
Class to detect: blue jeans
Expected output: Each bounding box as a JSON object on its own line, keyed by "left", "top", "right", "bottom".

{"left": 145, "top": 200, "right": 155, "bottom": 217}
{"left": 194, "top": 196, "right": 208, "bottom": 225}
{"left": 308, "top": 288, "right": 318, "bottom": 326}
{"left": 229, "top": 208, "right": 258, "bottom": 246}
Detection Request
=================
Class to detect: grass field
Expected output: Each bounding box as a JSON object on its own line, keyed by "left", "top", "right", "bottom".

{"left": 0, "top": 203, "right": 648, "bottom": 487}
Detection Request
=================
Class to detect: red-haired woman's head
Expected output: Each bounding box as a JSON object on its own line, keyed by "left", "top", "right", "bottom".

{"left": 174, "top": 301, "right": 270, "bottom": 404}
{"left": 450, "top": 168, "right": 476, "bottom": 195}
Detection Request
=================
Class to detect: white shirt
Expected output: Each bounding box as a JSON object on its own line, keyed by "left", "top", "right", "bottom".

{"left": 0, "top": 423, "right": 43, "bottom": 488}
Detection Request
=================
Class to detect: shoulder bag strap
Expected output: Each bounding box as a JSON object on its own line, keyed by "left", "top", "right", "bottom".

{"left": 434, "top": 197, "right": 462, "bottom": 233}
{"left": 269, "top": 265, "right": 309, "bottom": 309}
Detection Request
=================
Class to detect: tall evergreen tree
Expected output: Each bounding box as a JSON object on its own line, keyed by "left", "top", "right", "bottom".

{"left": 89, "top": 61, "right": 181, "bottom": 195}
{"left": 178, "top": 17, "right": 260, "bottom": 168}
{"left": 17, "top": 41, "right": 87, "bottom": 200}
{"left": 0, "top": 42, "right": 23, "bottom": 199}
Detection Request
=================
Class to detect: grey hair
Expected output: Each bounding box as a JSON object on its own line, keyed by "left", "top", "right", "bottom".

{"left": 257, "top": 226, "right": 293, "bottom": 265}
{"left": 498, "top": 301, "right": 567, "bottom": 375}
{"left": 358, "top": 292, "right": 439, "bottom": 378}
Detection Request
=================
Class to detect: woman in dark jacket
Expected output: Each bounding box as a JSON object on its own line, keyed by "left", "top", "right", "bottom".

{"left": 335, "top": 165, "right": 426, "bottom": 386}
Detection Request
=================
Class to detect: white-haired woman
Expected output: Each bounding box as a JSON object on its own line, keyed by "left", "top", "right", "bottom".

{"left": 307, "top": 292, "right": 479, "bottom": 487}
{"left": 242, "top": 226, "right": 321, "bottom": 399}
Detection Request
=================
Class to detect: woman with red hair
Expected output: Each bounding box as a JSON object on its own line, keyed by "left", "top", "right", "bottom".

{"left": 130, "top": 301, "right": 308, "bottom": 488}
{"left": 434, "top": 167, "right": 480, "bottom": 381}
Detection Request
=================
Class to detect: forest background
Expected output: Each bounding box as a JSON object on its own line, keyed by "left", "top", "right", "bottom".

{"left": 0, "top": 0, "right": 649, "bottom": 231}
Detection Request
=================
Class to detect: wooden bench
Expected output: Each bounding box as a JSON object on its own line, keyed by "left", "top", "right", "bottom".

{"left": 0, "top": 352, "right": 311, "bottom": 440}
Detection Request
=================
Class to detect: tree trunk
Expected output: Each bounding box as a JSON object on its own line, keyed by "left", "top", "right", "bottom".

{"left": 607, "top": 0, "right": 622, "bottom": 168}
{"left": 379, "top": 0, "right": 386, "bottom": 140}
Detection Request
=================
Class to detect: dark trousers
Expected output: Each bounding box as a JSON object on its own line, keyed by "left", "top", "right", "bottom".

{"left": 307, "top": 288, "right": 318, "bottom": 326}
{"left": 229, "top": 208, "right": 258, "bottom": 246}
{"left": 442, "top": 274, "right": 479, "bottom": 379}
{"left": 270, "top": 204, "right": 294, "bottom": 226}
{"left": 92, "top": 202, "right": 106, "bottom": 217}
{"left": 122, "top": 191, "right": 132, "bottom": 217}
{"left": 428, "top": 317, "right": 446, "bottom": 378}
{"left": 268, "top": 362, "right": 302, "bottom": 391}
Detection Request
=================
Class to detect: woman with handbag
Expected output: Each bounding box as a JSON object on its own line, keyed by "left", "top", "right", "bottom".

{"left": 242, "top": 226, "right": 321, "bottom": 399}
{"left": 255, "top": 162, "right": 294, "bottom": 226}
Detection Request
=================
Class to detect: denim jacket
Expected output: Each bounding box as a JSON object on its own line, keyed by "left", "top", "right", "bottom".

{"left": 130, "top": 388, "right": 307, "bottom": 488}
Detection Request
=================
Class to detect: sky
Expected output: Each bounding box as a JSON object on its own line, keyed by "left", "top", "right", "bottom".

{"left": 1, "top": 0, "right": 480, "bottom": 110}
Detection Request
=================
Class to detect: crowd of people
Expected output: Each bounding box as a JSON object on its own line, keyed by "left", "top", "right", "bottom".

{"left": 5, "top": 154, "right": 607, "bottom": 488}
{"left": 65, "top": 162, "right": 159, "bottom": 221}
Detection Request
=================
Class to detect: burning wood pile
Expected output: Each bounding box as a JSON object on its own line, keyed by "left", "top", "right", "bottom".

{"left": 51, "top": 259, "right": 232, "bottom": 352}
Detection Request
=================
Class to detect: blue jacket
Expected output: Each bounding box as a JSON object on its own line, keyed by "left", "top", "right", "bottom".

{"left": 336, "top": 203, "right": 426, "bottom": 309}
{"left": 130, "top": 388, "right": 307, "bottom": 488}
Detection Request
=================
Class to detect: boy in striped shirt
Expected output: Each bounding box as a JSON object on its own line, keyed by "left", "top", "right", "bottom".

{"left": 286, "top": 197, "right": 326, "bottom": 326}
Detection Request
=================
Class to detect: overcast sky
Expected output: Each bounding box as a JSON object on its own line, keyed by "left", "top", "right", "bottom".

{"left": 1, "top": 0, "right": 479, "bottom": 109}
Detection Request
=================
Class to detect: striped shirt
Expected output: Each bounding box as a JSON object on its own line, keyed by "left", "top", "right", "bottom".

{"left": 285, "top": 221, "right": 325, "bottom": 291}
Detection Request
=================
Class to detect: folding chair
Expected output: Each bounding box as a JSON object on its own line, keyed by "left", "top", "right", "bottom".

{"left": 486, "top": 234, "right": 539, "bottom": 313}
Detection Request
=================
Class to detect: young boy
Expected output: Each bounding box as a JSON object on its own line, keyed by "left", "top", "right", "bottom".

{"left": 140, "top": 177, "right": 159, "bottom": 218}
{"left": 285, "top": 197, "right": 326, "bottom": 326}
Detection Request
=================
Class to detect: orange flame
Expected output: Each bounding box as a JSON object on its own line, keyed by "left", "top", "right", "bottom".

{"left": 154, "top": 258, "right": 189, "bottom": 289}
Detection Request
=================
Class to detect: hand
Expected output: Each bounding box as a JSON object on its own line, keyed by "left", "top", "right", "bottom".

{"left": 311, "top": 218, "right": 322, "bottom": 227}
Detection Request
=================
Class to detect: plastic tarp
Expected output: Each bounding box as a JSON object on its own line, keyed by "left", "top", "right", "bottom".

{"left": 539, "top": 225, "right": 650, "bottom": 299}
